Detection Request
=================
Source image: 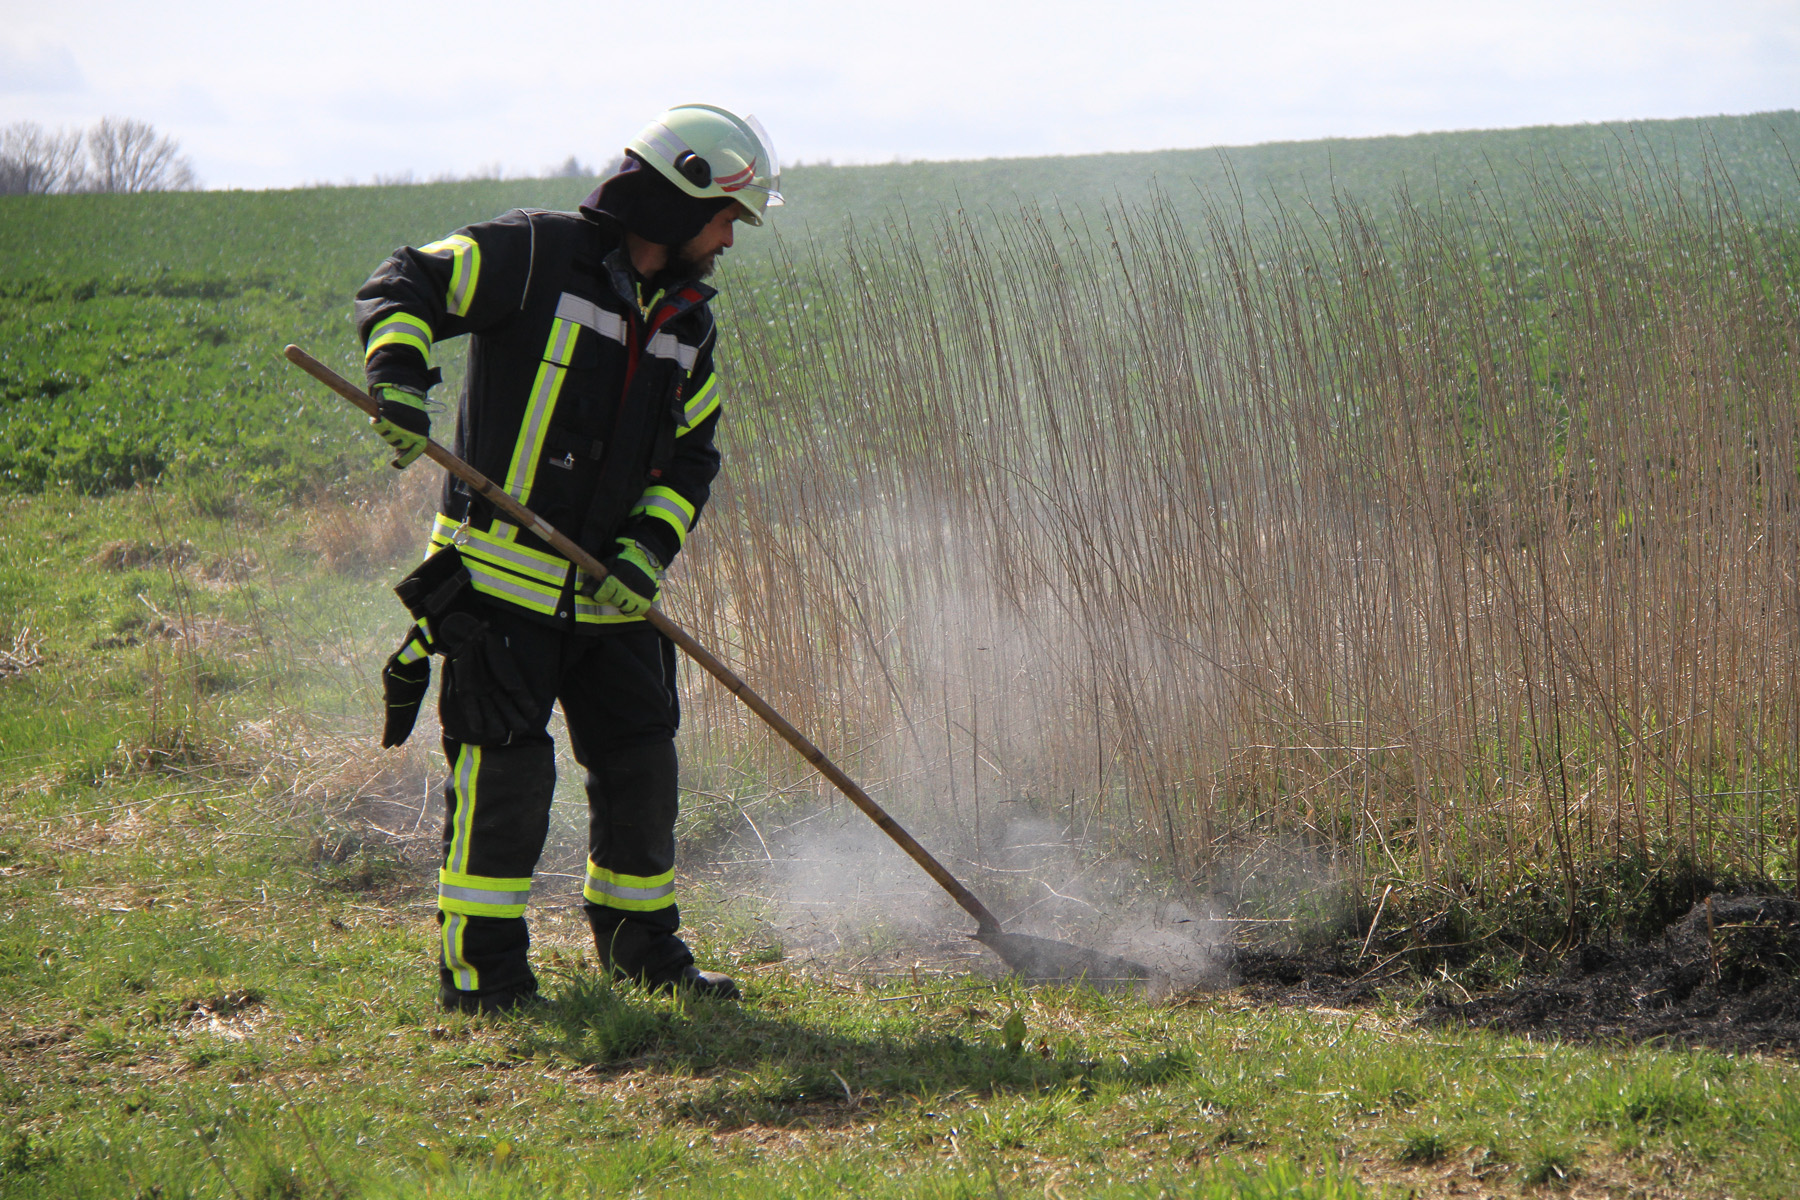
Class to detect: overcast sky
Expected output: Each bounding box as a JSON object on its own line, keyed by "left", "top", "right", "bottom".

{"left": 2, "top": 0, "right": 1797, "bottom": 191}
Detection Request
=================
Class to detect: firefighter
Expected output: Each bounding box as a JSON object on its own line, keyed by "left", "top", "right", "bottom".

{"left": 357, "top": 105, "right": 781, "bottom": 1012}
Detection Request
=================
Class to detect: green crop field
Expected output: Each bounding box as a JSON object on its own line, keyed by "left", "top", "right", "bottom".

{"left": 5, "top": 112, "right": 1800, "bottom": 1198}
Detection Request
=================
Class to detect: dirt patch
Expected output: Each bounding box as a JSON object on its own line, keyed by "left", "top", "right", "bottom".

{"left": 1423, "top": 894, "right": 1800, "bottom": 1052}
{"left": 1235, "top": 894, "right": 1800, "bottom": 1053}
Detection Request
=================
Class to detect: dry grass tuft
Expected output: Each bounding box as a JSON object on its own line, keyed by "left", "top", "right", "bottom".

{"left": 304, "top": 466, "right": 438, "bottom": 575}
{"left": 91, "top": 539, "right": 195, "bottom": 571}
{"left": 0, "top": 628, "right": 44, "bottom": 679}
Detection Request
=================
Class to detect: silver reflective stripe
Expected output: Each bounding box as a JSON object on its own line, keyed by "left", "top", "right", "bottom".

{"left": 440, "top": 883, "right": 532, "bottom": 907}
{"left": 638, "top": 494, "right": 693, "bottom": 533}
{"left": 371, "top": 316, "right": 430, "bottom": 343}
{"left": 555, "top": 293, "right": 627, "bottom": 344}
{"left": 682, "top": 376, "right": 720, "bottom": 426}
{"left": 465, "top": 560, "right": 560, "bottom": 612}
{"left": 574, "top": 592, "right": 624, "bottom": 619}
{"left": 641, "top": 122, "right": 690, "bottom": 164}
{"left": 443, "top": 913, "right": 475, "bottom": 991}
{"left": 463, "top": 536, "right": 567, "bottom": 584}
{"left": 585, "top": 875, "right": 674, "bottom": 903}
{"left": 646, "top": 331, "right": 697, "bottom": 368}
{"left": 544, "top": 316, "right": 579, "bottom": 366}
{"left": 506, "top": 357, "right": 567, "bottom": 501}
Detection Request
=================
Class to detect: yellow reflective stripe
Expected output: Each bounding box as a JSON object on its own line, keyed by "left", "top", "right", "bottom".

{"left": 430, "top": 513, "right": 569, "bottom": 585}
{"left": 630, "top": 485, "right": 696, "bottom": 548}
{"left": 418, "top": 233, "right": 481, "bottom": 318}
{"left": 462, "top": 558, "right": 562, "bottom": 615}
{"left": 678, "top": 375, "right": 721, "bottom": 433}
{"left": 442, "top": 913, "right": 478, "bottom": 991}
{"left": 438, "top": 869, "right": 533, "bottom": 917}
{"left": 396, "top": 636, "right": 428, "bottom": 665}
{"left": 501, "top": 323, "right": 576, "bottom": 503}
{"left": 440, "top": 869, "right": 534, "bottom": 891}
{"left": 448, "top": 744, "right": 480, "bottom": 871}
{"left": 541, "top": 314, "right": 581, "bottom": 366}
{"left": 572, "top": 584, "right": 638, "bottom": 624}
{"left": 582, "top": 860, "right": 675, "bottom": 911}
{"left": 365, "top": 312, "right": 433, "bottom": 362}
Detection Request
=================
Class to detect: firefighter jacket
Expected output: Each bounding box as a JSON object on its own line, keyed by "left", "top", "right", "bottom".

{"left": 354, "top": 208, "right": 724, "bottom": 629}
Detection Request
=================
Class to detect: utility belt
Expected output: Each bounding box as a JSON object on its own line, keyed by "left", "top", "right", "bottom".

{"left": 428, "top": 512, "right": 641, "bottom": 626}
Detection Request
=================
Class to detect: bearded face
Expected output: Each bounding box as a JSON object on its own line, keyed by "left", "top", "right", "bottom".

{"left": 672, "top": 236, "right": 721, "bottom": 281}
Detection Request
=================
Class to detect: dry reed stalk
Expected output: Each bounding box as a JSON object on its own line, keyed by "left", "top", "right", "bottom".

{"left": 665, "top": 149, "right": 1800, "bottom": 903}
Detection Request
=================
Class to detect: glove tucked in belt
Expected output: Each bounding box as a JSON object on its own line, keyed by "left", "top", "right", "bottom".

{"left": 380, "top": 622, "right": 432, "bottom": 748}
{"left": 378, "top": 545, "right": 538, "bottom": 747}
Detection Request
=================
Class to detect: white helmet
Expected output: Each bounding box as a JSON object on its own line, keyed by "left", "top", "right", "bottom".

{"left": 628, "top": 104, "right": 783, "bottom": 225}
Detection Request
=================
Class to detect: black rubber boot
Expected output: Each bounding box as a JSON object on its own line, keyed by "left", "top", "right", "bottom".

{"left": 676, "top": 966, "right": 742, "bottom": 1000}
{"left": 590, "top": 914, "right": 694, "bottom": 982}
{"left": 436, "top": 982, "right": 544, "bottom": 1015}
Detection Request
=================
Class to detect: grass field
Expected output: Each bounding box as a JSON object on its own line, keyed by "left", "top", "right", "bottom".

{"left": 5, "top": 486, "right": 1800, "bottom": 1198}
{"left": 5, "top": 112, "right": 1800, "bottom": 1196}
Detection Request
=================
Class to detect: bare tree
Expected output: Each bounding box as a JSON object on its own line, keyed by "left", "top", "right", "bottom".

{"left": 0, "top": 122, "right": 85, "bottom": 195}
{"left": 81, "top": 117, "right": 197, "bottom": 193}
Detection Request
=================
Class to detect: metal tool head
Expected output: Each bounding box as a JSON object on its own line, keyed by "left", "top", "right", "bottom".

{"left": 975, "top": 929, "right": 1166, "bottom": 994}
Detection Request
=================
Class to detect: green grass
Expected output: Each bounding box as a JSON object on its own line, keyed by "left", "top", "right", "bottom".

{"left": 3, "top": 488, "right": 1800, "bottom": 1198}
{"left": 2, "top": 111, "right": 1796, "bottom": 498}
{"left": 7, "top": 116, "right": 1800, "bottom": 1197}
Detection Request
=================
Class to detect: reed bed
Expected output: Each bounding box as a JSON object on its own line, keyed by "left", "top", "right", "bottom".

{"left": 669, "top": 154, "right": 1800, "bottom": 909}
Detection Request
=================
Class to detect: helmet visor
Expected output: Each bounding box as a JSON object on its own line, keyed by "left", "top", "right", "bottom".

{"left": 745, "top": 113, "right": 783, "bottom": 209}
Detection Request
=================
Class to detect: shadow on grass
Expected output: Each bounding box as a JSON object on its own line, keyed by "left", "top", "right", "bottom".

{"left": 505, "top": 973, "right": 1193, "bottom": 1130}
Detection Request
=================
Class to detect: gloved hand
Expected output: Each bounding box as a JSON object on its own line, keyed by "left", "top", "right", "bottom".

{"left": 435, "top": 610, "right": 538, "bottom": 744}
{"left": 380, "top": 623, "right": 432, "bottom": 748}
{"left": 371, "top": 383, "right": 431, "bottom": 469}
{"left": 594, "top": 538, "right": 665, "bottom": 616}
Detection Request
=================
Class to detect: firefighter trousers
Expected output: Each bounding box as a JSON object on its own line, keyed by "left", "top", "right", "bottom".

{"left": 434, "top": 605, "right": 693, "bottom": 1009}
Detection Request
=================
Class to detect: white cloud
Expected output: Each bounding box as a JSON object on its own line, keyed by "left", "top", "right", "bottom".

{"left": 0, "top": 40, "right": 86, "bottom": 95}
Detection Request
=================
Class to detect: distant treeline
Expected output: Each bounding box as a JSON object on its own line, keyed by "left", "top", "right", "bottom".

{"left": 0, "top": 118, "right": 197, "bottom": 195}
{"left": 305, "top": 155, "right": 620, "bottom": 190}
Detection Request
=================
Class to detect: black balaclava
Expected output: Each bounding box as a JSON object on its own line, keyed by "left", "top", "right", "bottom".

{"left": 581, "top": 152, "right": 734, "bottom": 248}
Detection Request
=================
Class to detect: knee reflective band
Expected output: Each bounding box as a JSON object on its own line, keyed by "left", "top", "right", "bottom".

{"left": 583, "top": 861, "right": 675, "bottom": 912}
{"left": 438, "top": 868, "right": 533, "bottom": 918}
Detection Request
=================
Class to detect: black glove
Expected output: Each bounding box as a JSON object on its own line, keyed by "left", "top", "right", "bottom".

{"left": 380, "top": 624, "right": 432, "bottom": 748}
{"left": 434, "top": 610, "right": 538, "bottom": 745}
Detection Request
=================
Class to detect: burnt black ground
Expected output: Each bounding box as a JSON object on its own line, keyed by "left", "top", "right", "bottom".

{"left": 1234, "top": 894, "right": 1800, "bottom": 1054}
